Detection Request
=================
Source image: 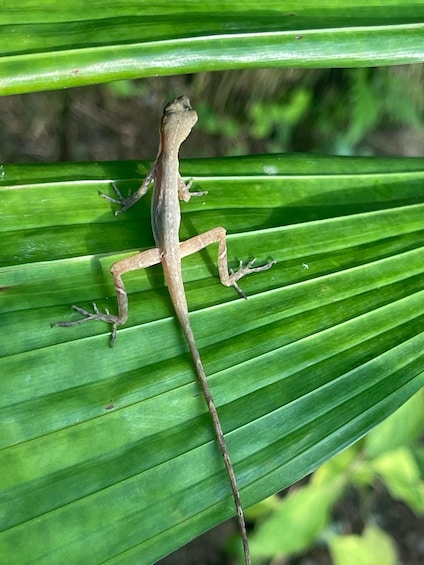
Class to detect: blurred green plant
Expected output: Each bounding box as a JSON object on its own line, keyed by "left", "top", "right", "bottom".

{"left": 323, "top": 67, "right": 424, "bottom": 155}
{"left": 246, "top": 389, "right": 424, "bottom": 564}
{"left": 185, "top": 66, "right": 424, "bottom": 157}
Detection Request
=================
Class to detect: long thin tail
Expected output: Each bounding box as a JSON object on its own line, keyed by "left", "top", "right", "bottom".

{"left": 181, "top": 317, "right": 251, "bottom": 565}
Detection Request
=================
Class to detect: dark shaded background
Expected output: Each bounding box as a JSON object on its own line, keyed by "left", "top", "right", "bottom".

{"left": 2, "top": 68, "right": 423, "bottom": 165}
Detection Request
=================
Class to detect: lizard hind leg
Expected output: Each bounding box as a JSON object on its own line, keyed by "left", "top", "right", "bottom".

{"left": 179, "top": 226, "right": 276, "bottom": 298}
{"left": 51, "top": 303, "right": 122, "bottom": 344}
{"left": 51, "top": 247, "right": 162, "bottom": 345}
{"left": 227, "top": 257, "right": 277, "bottom": 298}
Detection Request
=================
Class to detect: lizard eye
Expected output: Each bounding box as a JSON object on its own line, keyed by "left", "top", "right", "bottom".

{"left": 163, "top": 102, "right": 174, "bottom": 114}
{"left": 177, "top": 95, "right": 192, "bottom": 111}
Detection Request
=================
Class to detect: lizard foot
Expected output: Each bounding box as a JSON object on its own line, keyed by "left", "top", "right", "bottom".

{"left": 99, "top": 182, "right": 138, "bottom": 216}
{"left": 229, "top": 258, "right": 277, "bottom": 298}
{"left": 51, "top": 303, "right": 120, "bottom": 345}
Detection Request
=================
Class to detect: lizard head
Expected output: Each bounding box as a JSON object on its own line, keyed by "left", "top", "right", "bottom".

{"left": 161, "top": 96, "right": 198, "bottom": 145}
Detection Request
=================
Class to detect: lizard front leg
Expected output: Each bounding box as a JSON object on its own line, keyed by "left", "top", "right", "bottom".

{"left": 100, "top": 164, "right": 156, "bottom": 215}
{"left": 177, "top": 174, "right": 207, "bottom": 202}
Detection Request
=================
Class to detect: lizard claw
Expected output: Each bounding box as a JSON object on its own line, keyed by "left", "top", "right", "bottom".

{"left": 228, "top": 258, "right": 277, "bottom": 298}
{"left": 99, "top": 183, "right": 135, "bottom": 215}
{"left": 51, "top": 303, "right": 120, "bottom": 346}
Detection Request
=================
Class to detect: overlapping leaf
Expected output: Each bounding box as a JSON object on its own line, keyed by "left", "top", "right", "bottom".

{"left": 1, "top": 1, "right": 423, "bottom": 94}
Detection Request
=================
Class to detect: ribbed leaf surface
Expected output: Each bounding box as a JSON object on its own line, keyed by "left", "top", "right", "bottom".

{"left": 1, "top": 1, "right": 423, "bottom": 94}
{"left": 1, "top": 154, "right": 424, "bottom": 563}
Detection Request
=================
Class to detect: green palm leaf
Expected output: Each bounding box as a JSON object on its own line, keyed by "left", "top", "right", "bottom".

{"left": 1, "top": 154, "right": 424, "bottom": 562}
{"left": 1, "top": 1, "right": 424, "bottom": 562}
{"left": 1, "top": 1, "right": 423, "bottom": 94}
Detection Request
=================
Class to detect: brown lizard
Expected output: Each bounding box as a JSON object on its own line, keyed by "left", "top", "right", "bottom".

{"left": 52, "top": 95, "right": 275, "bottom": 564}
